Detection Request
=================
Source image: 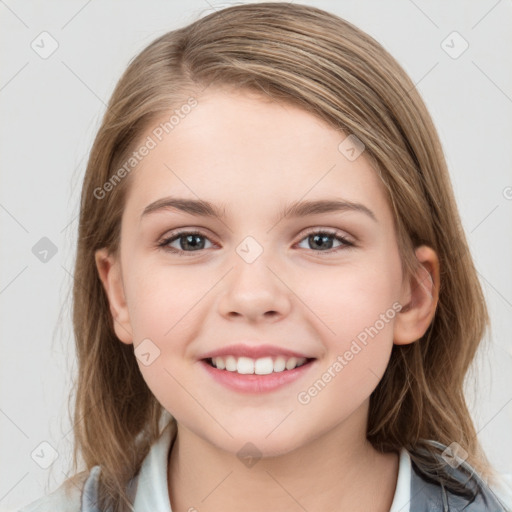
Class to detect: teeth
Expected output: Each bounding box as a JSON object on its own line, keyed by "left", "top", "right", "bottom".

{"left": 225, "top": 356, "right": 237, "bottom": 372}
{"left": 209, "top": 355, "right": 308, "bottom": 374}
{"left": 255, "top": 357, "right": 273, "bottom": 375}
{"left": 285, "top": 357, "right": 298, "bottom": 370}
{"left": 273, "top": 356, "right": 286, "bottom": 372}
{"left": 237, "top": 357, "right": 254, "bottom": 374}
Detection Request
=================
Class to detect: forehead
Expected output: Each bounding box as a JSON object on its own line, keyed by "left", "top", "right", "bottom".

{"left": 124, "top": 88, "right": 391, "bottom": 224}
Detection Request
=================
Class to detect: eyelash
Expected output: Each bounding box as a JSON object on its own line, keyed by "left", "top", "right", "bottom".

{"left": 157, "top": 228, "right": 355, "bottom": 257}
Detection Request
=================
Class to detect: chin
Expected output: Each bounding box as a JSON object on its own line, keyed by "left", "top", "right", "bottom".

{"left": 211, "top": 429, "right": 307, "bottom": 460}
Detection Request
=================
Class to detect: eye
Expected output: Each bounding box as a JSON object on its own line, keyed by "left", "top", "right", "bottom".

{"left": 157, "top": 228, "right": 354, "bottom": 256}
{"left": 296, "top": 229, "right": 354, "bottom": 254}
{"left": 158, "top": 230, "right": 214, "bottom": 255}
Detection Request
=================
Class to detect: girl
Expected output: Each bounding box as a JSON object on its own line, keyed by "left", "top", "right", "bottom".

{"left": 20, "top": 2, "right": 511, "bottom": 511}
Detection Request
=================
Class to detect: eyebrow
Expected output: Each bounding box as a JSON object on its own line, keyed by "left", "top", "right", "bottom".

{"left": 140, "top": 196, "right": 377, "bottom": 223}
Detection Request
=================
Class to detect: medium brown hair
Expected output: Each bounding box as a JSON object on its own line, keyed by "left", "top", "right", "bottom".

{"left": 68, "top": 3, "right": 492, "bottom": 510}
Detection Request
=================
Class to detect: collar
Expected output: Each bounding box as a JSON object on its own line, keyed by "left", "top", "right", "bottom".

{"left": 131, "top": 416, "right": 176, "bottom": 512}
{"left": 390, "top": 448, "right": 412, "bottom": 512}
{"left": 130, "top": 419, "right": 411, "bottom": 512}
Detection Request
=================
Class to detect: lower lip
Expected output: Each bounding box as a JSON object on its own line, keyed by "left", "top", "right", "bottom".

{"left": 199, "top": 359, "right": 316, "bottom": 393}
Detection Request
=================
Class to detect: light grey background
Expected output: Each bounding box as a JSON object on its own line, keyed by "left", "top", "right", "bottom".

{"left": 1, "top": 0, "right": 511, "bottom": 510}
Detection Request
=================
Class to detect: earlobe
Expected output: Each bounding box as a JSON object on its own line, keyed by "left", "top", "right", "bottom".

{"left": 94, "top": 248, "right": 133, "bottom": 345}
{"left": 393, "top": 245, "right": 440, "bottom": 346}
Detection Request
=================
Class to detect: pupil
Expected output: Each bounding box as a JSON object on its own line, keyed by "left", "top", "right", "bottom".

{"left": 181, "top": 234, "right": 204, "bottom": 251}
{"left": 310, "top": 234, "right": 332, "bottom": 250}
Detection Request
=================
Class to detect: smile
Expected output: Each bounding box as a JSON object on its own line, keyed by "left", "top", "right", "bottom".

{"left": 206, "top": 355, "right": 310, "bottom": 374}
{"left": 200, "top": 357, "right": 316, "bottom": 393}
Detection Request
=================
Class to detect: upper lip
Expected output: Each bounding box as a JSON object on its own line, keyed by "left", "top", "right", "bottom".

{"left": 199, "top": 343, "right": 315, "bottom": 360}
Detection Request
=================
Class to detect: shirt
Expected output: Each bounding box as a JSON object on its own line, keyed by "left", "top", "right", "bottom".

{"left": 16, "top": 417, "right": 512, "bottom": 512}
{"left": 88, "top": 420, "right": 412, "bottom": 512}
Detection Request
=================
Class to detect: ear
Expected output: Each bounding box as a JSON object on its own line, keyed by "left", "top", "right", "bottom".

{"left": 393, "top": 245, "right": 440, "bottom": 345}
{"left": 95, "top": 248, "right": 133, "bottom": 345}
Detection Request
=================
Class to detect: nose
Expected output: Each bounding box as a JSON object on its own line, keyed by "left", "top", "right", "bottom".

{"left": 217, "top": 255, "right": 292, "bottom": 323}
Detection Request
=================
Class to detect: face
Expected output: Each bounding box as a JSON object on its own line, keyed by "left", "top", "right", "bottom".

{"left": 97, "top": 87, "right": 436, "bottom": 457}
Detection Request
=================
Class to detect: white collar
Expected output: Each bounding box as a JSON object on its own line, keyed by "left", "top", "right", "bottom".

{"left": 132, "top": 418, "right": 411, "bottom": 512}
{"left": 389, "top": 448, "right": 411, "bottom": 512}
{"left": 132, "top": 416, "right": 176, "bottom": 512}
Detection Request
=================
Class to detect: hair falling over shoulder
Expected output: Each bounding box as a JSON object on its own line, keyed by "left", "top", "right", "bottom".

{"left": 69, "top": 3, "right": 491, "bottom": 510}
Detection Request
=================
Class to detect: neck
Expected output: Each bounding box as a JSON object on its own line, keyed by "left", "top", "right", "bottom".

{"left": 167, "top": 407, "right": 399, "bottom": 512}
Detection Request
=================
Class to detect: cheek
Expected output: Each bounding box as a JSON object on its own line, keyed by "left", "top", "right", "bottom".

{"left": 124, "top": 264, "right": 209, "bottom": 409}
{"left": 295, "top": 282, "right": 398, "bottom": 422}
{"left": 125, "top": 262, "right": 207, "bottom": 342}
{"left": 135, "top": 354, "right": 202, "bottom": 432}
{"left": 124, "top": 265, "right": 200, "bottom": 413}
{"left": 292, "top": 257, "right": 401, "bottom": 396}
{"left": 295, "top": 257, "right": 401, "bottom": 343}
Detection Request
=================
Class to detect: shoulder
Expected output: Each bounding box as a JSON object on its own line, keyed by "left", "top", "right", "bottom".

{"left": 409, "top": 441, "right": 511, "bottom": 511}
{"left": 17, "top": 470, "right": 92, "bottom": 512}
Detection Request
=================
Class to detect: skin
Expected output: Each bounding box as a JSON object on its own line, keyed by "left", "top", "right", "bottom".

{"left": 96, "top": 86, "right": 440, "bottom": 512}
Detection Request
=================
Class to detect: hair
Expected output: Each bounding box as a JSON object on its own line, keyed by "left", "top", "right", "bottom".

{"left": 68, "top": 2, "right": 492, "bottom": 510}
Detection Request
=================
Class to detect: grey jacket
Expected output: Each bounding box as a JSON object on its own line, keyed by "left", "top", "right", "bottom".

{"left": 408, "top": 444, "right": 510, "bottom": 511}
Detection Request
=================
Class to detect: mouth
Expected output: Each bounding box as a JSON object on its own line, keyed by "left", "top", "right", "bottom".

{"left": 199, "top": 356, "right": 317, "bottom": 393}
{"left": 203, "top": 355, "right": 315, "bottom": 375}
